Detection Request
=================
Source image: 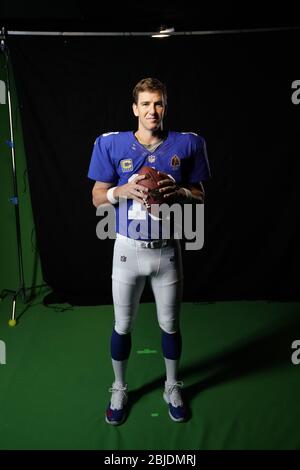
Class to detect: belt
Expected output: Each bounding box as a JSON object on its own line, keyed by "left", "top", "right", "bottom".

{"left": 116, "top": 233, "right": 172, "bottom": 249}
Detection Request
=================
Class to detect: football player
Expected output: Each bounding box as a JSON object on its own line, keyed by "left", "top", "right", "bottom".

{"left": 88, "top": 78, "right": 210, "bottom": 425}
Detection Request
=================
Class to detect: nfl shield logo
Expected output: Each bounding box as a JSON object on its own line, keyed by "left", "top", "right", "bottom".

{"left": 148, "top": 155, "right": 156, "bottom": 163}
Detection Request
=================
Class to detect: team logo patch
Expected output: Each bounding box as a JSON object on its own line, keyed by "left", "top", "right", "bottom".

{"left": 148, "top": 155, "right": 156, "bottom": 163}
{"left": 170, "top": 154, "right": 181, "bottom": 169}
{"left": 120, "top": 159, "right": 133, "bottom": 172}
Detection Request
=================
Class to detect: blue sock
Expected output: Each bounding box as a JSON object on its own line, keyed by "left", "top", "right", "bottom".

{"left": 111, "top": 329, "right": 132, "bottom": 361}
{"left": 161, "top": 330, "right": 182, "bottom": 360}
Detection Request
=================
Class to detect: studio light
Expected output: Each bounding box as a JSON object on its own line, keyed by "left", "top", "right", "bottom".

{"left": 151, "top": 26, "right": 175, "bottom": 38}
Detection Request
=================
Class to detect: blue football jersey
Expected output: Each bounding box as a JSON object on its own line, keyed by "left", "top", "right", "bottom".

{"left": 88, "top": 131, "right": 211, "bottom": 240}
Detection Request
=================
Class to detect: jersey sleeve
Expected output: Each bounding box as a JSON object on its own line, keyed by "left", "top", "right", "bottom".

{"left": 87, "top": 136, "right": 118, "bottom": 182}
{"left": 188, "top": 136, "right": 211, "bottom": 184}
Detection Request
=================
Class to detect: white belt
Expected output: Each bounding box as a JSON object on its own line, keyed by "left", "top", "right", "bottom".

{"left": 116, "top": 233, "right": 172, "bottom": 249}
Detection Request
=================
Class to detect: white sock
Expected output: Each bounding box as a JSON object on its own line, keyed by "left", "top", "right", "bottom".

{"left": 164, "top": 358, "right": 179, "bottom": 384}
{"left": 112, "top": 359, "right": 128, "bottom": 386}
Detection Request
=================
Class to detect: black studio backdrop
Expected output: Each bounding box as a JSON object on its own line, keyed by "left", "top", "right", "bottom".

{"left": 9, "top": 32, "right": 300, "bottom": 305}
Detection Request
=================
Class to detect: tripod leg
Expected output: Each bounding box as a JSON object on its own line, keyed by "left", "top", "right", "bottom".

{"left": 0, "top": 289, "right": 15, "bottom": 301}
{"left": 2, "top": 32, "right": 26, "bottom": 326}
{"left": 8, "top": 294, "right": 17, "bottom": 327}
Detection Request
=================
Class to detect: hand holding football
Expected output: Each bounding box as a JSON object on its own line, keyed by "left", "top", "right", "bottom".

{"left": 138, "top": 166, "right": 167, "bottom": 206}
{"left": 137, "top": 166, "right": 179, "bottom": 214}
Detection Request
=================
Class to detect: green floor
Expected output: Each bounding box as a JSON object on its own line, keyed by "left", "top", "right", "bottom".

{"left": 0, "top": 291, "right": 299, "bottom": 450}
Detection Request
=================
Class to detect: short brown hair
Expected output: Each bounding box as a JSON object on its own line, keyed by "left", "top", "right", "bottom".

{"left": 132, "top": 78, "right": 167, "bottom": 105}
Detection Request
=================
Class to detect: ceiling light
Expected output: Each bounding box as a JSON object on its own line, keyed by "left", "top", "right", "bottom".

{"left": 151, "top": 26, "right": 174, "bottom": 38}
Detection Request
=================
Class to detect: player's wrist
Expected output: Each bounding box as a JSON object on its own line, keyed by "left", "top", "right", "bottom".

{"left": 179, "top": 187, "right": 193, "bottom": 202}
{"left": 106, "top": 186, "right": 119, "bottom": 204}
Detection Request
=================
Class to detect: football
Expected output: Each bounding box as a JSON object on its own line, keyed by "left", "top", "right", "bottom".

{"left": 138, "top": 166, "right": 169, "bottom": 210}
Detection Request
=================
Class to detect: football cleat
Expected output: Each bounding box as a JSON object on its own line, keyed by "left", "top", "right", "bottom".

{"left": 105, "top": 382, "right": 128, "bottom": 425}
{"left": 163, "top": 381, "right": 186, "bottom": 422}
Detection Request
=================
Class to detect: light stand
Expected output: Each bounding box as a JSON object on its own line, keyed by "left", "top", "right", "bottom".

{"left": 0, "top": 27, "right": 45, "bottom": 326}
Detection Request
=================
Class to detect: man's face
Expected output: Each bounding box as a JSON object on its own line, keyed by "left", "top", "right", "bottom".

{"left": 132, "top": 91, "right": 166, "bottom": 132}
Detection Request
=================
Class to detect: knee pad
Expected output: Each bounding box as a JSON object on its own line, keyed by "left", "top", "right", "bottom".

{"left": 114, "top": 320, "right": 133, "bottom": 336}
{"left": 158, "top": 318, "right": 179, "bottom": 335}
